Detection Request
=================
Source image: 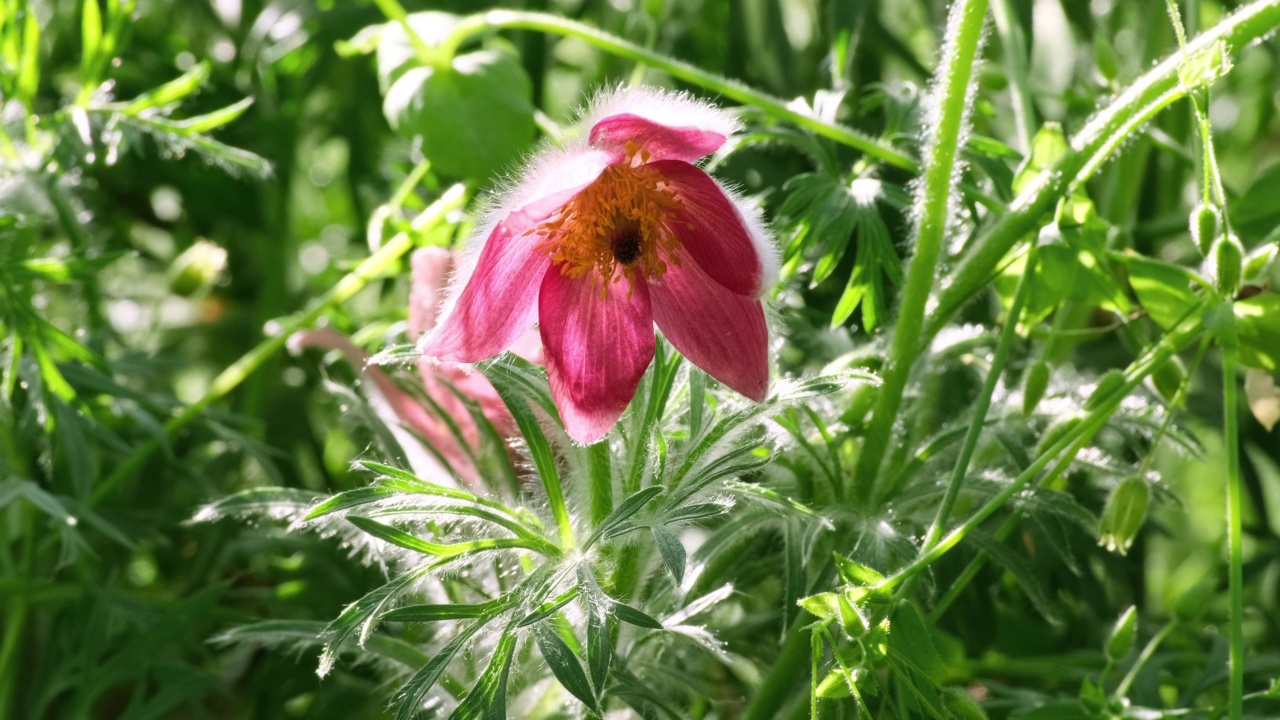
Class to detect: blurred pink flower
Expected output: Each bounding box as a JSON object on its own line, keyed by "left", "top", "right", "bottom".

{"left": 291, "top": 247, "right": 541, "bottom": 484}
{"left": 423, "top": 87, "right": 775, "bottom": 444}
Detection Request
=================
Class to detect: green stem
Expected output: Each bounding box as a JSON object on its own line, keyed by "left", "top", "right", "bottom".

{"left": 440, "top": 10, "right": 917, "bottom": 171}
{"left": 1223, "top": 342, "right": 1244, "bottom": 720}
{"left": 851, "top": 0, "right": 989, "bottom": 503}
{"left": 0, "top": 505, "right": 35, "bottom": 717}
{"left": 926, "top": 0, "right": 1280, "bottom": 346}
{"left": 884, "top": 314, "right": 1202, "bottom": 593}
{"left": 922, "top": 243, "right": 1037, "bottom": 552}
{"left": 369, "top": 0, "right": 439, "bottom": 67}
{"left": 1114, "top": 619, "right": 1177, "bottom": 699}
{"left": 743, "top": 622, "right": 811, "bottom": 720}
{"left": 91, "top": 185, "right": 467, "bottom": 504}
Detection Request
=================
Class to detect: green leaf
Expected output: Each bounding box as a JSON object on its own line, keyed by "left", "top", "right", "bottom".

{"left": 383, "top": 597, "right": 510, "bottom": 623}
{"left": 392, "top": 620, "right": 487, "bottom": 720}
{"left": 612, "top": 601, "right": 663, "bottom": 630}
{"left": 1177, "top": 39, "right": 1232, "bottom": 90}
{"left": 585, "top": 486, "right": 662, "bottom": 549}
{"left": 586, "top": 603, "right": 611, "bottom": 692}
{"left": 833, "top": 553, "right": 886, "bottom": 586}
{"left": 515, "top": 587, "right": 581, "bottom": 627}
{"left": 967, "top": 530, "right": 1062, "bottom": 625}
{"left": 798, "top": 591, "right": 841, "bottom": 621}
{"left": 651, "top": 524, "right": 686, "bottom": 584}
{"left": 384, "top": 50, "right": 535, "bottom": 179}
{"left": 191, "top": 487, "right": 318, "bottom": 523}
{"left": 1123, "top": 252, "right": 1205, "bottom": 329}
{"left": 1235, "top": 294, "right": 1280, "bottom": 370}
{"left": 447, "top": 633, "right": 518, "bottom": 719}
{"left": 1013, "top": 124, "right": 1069, "bottom": 195}
{"left": 1231, "top": 163, "right": 1280, "bottom": 243}
{"left": 122, "top": 63, "right": 210, "bottom": 114}
{"left": 81, "top": 0, "right": 103, "bottom": 83}
{"left": 534, "top": 622, "right": 601, "bottom": 714}
{"left": 173, "top": 97, "right": 254, "bottom": 134}
{"left": 347, "top": 516, "right": 535, "bottom": 558}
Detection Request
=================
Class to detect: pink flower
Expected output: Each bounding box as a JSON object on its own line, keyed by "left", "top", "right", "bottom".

{"left": 423, "top": 87, "right": 775, "bottom": 444}
{"left": 291, "top": 248, "right": 541, "bottom": 484}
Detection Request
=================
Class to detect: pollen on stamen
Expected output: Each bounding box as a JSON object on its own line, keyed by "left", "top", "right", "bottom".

{"left": 531, "top": 147, "right": 685, "bottom": 288}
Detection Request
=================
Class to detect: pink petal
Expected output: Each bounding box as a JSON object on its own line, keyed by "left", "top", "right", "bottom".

{"left": 408, "top": 247, "right": 453, "bottom": 341}
{"left": 648, "top": 159, "right": 763, "bottom": 297}
{"left": 649, "top": 249, "right": 769, "bottom": 401}
{"left": 422, "top": 196, "right": 566, "bottom": 363}
{"left": 590, "top": 113, "right": 726, "bottom": 163}
{"left": 540, "top": 268, "right": 656, "bottom": 444}
{"left": 289, "top": 328, "right": 478, "bottom": 482}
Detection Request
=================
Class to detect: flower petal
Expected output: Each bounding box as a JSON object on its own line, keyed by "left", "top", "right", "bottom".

{"left": 649, "top": 159, "right": 766, "bottom": 296}
{"left": 540, "top": 269, "right": 656, "bottom": 444}
{"left": 408, "top": 247, "right": 453, "bottom": 341}
{"left": 590, "top": 113, "right": 726, "bottom": 163}
{"left": 650, "top": 249, "right": 768, "bottom": 401}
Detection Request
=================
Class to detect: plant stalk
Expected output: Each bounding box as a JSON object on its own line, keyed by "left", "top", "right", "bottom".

{"left": 852, "top": 0, "right": 989, "bottom": 503}
{"left": 922, "top": 242, "right": 1037, "bottom": 552}
{"left": 1223, "top": 342, "right": 1244, "bottom": 720}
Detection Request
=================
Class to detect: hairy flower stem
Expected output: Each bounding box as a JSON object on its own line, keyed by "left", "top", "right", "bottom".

{"left": 922, "top": 243, "right": 1037, "bottom": 552}
{"left": 437, "top": 10, "right": 916, "bottom": 171}
{"left": 1223, "top": 343, "right": 1245, "bottom": 720}
{"left": 882, "top": 314, "right": 1202, "bottom": 593}
{"left": 852, "top": 0, "right": 988, "bottom": 504}
{"left": 91, "top": 185, "right": 467, "bottom": 504}
{"left": 926, "top": 0, "right": 1280, "bottom": 346}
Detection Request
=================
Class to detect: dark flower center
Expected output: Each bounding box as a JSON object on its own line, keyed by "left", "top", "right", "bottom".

{"left": 610, "top": 223, "right": 643, "bottom": 266}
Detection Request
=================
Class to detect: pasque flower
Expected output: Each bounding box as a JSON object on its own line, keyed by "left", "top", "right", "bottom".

{"left": 291, "top": 247, "right": 541, "bottom": 484}
{"left": 424, "top": 87, "right": 775, "bottom": 444}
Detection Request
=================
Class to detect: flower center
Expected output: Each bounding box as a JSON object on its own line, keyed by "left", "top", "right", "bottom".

{"left": 530, "top": 143, "right": 684, "bottom": 286}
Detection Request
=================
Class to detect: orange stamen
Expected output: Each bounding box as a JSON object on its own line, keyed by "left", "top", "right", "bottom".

{"left": 529, "top": 143, "right": 684, "bottom": 290}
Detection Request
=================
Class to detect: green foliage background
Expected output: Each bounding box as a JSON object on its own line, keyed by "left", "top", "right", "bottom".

{"left": 3, "top": 0, "right": 1280, "bottom": 718}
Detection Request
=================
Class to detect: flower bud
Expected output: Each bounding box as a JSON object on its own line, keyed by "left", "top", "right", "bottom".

{"left": 1211, "top": 234, "right": 1244, "bottom": 297}
{"left": 1022, "top": 361, "right": 1051, "bottom": 416}
{"left": 1084, "top": 370, "right": 1126, "bottom": 412}
{"left": 1036, "top": 416, "right": 1081, "bottom": 458}
{"left": 1099, "top": 476, "right": 1149, "bottom": 555}
{"left": 168, "top": 239, "right": 228, "bottom": 297}
{"left": 1151, "top": 356, "right": 1187, "bottom": 406}
{"left": 1190, "top": 203, "right": 1221, "bottom": 256}
{"left": 1106, "top": 605, "right": 1138, "bottom": 661}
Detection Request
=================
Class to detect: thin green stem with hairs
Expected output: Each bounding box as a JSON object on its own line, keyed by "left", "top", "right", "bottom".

{"left": 852, "top": 0, "right": 989, "bottom": 503}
